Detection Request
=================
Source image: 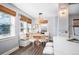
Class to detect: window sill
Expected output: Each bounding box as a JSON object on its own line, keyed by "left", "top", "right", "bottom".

{"left": 0, "top": 35, "right": 16, "bottom": 41}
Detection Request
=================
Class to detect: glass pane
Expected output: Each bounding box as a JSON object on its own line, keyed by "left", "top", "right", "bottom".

{"left": 0, "top": 12, "right": 11, "bottom": 35}
{"left": 74, "top": 27, "right": 79, "bottom": 36}
{"left": 20, "top": 21, "right": 27, "bottom": 33}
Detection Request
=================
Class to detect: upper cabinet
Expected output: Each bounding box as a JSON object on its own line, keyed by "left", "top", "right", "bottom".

{"left": 73, "top": 19, "right": 79, "bottom": 27}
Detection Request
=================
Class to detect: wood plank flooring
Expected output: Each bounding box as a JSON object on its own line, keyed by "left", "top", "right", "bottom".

{"left": 10, "top": 44, "right": 44, "bottom": 55}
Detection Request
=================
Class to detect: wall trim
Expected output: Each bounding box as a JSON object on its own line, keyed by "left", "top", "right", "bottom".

{"left": 1, "top": 47, "right": 19, "bottom": 55}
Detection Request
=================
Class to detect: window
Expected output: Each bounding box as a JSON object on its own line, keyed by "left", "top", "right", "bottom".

{"left": 40, "top": 24, "right": 48, "bottom": 34}
{"left": 20, "top": 21, "right": 27, "bottom": 34}
{"left": 72, "top": 19, "right": 79, "bottom": 36}
{"left": 21, "top": 22, "right": 24, "bottom": 32}
{"left": 0, "top": 12, "right": 15, "bottom": 39}
{"left": 27, "top": 24, "right": 31, "bottom": 33}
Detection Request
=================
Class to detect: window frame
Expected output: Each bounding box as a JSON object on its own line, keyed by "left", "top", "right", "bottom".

{"left": 0, "top": 12, "right": 16, "bottom": 39}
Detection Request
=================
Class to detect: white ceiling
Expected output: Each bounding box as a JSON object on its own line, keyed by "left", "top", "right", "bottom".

{"left": 13, "top": 3, "right": 79, "bottom": 18}
{"left": 69, "top": 4, "right": 79, "bottom": 15}
{"left": 13, "top": 3, "right": 58, "bottom": 19}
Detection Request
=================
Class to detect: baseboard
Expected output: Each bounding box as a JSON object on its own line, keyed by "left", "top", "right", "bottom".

{"left": 2, "top": 47, "right": 19, "bottom": 55}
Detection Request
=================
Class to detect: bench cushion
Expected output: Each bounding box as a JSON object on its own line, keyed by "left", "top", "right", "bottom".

{"left": 45, "top": 42, "right": 53, "bottom": 47}
{"left": 43, "top": 47, "right": 54, "bottom": 55}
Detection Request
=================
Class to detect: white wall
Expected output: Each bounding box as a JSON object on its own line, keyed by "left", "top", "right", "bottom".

{"left": 58, "top": 4, "right": 69, "bottom": 37}
{"left": 48, "top": 16, "right": 58, "bottom": 40}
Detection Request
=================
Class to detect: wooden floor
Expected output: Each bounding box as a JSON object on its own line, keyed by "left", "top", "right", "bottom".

{"left": 10, "top": 44, "right": 44, "bottom": 55}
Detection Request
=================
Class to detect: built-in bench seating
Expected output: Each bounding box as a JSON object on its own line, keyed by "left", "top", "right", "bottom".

{"left": 43, "top": 42, "right": 54, "bottom": 55}
{"left": 19, "top": 39, "right": 31, "bottom": 47}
